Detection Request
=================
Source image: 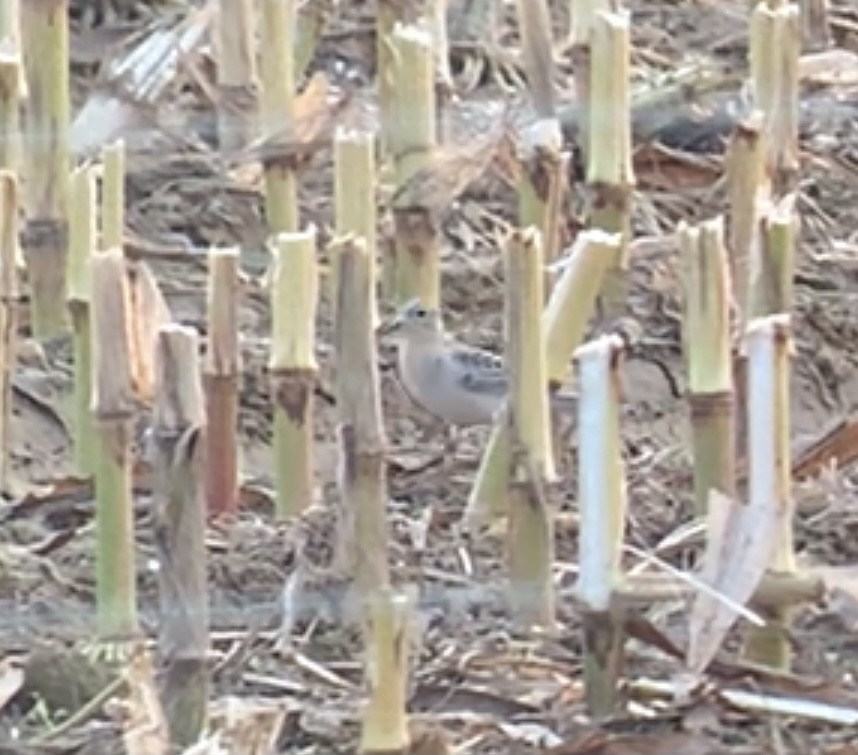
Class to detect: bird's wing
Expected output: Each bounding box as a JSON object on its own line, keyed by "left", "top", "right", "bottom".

{"left": 447, "top": 343, "right": 508, "bottom": 397}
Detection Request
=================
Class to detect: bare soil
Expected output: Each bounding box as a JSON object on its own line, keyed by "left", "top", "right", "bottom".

{"left": 2, "top": 0, "right": 858, "bottom": 753}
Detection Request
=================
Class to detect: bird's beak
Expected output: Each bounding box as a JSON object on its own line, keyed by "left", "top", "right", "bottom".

{"left": 376, "top": 314, "right": 403, "bottom": 337}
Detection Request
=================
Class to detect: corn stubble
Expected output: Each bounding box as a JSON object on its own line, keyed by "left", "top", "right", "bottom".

{"left": 204, "top": 247, "right": 241, "bottom": 518}
{"left": 503, "top": 227, "right": 556, "bottom": 627}
{"left": 466, "top": 231, "right": 619, "bottom": 529}
{"left": 260, "top": 0, "right": 299, "bottom": 234}
{"left": 575, "top": 333, "right": 628, "bottom": 717}
{"left": 90, "top": 249, "right": 139, "bottom": 640}
{"left": 679, "top": 217, "right": 735, "bottom": 516}
{"left": 269, "top": 228, "right": 319, "bottom": 519}
{"left": 586, "top": 9, "right": 634, "bottom": 319}
{"left": 0, "top": 172, "right": 18, "bottom": 493}
{"left": 152, "top": 324, "right": 209, "bottom": 746}
{"left": 67, "top": 164, "right": 98, "bottom": 476}
{"left": 389, "top": 22, "right": 439, "bottom": 308}
{"left": 20, "top": 0, "right": 71, "bottom": 337}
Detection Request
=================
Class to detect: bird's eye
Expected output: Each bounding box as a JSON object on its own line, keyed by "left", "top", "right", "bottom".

{"left": 415, "top": 308, "right": 426, "bottom": 318}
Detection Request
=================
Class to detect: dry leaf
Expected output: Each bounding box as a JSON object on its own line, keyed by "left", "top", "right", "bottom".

{"left": 634, "top": 142, "right": 721, "bottom": 191}
{"left": 549, "top": 730, "right": 717, "bottom": 755}
{"left": 128, "top": 261, "right": 173, "bottom": 403}
{"left": 121, "top": 645, "right": 170, "bottom": 755}
{"left": 687, "top": 489, "right": 781, "bottom": 674}
{"left": 0, "top": 659, "right": 24, "bottom": 715}
{"left": 799, "top": 50, "right": 858, "bottom": 86}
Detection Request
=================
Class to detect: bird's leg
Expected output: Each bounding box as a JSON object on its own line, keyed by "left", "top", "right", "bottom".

{"left": 442, "top": 424, "right": 460, "bottom": 461}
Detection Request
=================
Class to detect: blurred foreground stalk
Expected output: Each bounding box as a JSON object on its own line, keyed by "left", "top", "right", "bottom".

{"left": 576, "top": 333, "right": 627, "bottom": 717}
{"left": 0, "top": 173, "right": 18, "bottom": 492}
{"left": 152, "top": 324, "right": 209, "bottom": 746}
{"left": 359, "top": 589, "right": 414, "bottom": 754}
{"left": 742, "top": 315, "right": 795, "bottom": 669}
{"left": 503, "top": 227, "right": 556, "bottom": 627}
{"left": 332, "top": 235, "right": 389, "bottom": 592}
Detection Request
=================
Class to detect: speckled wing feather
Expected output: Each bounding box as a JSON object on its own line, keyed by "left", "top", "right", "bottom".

{"left": 448, "top": 344, "right": 509, "bottom": 397}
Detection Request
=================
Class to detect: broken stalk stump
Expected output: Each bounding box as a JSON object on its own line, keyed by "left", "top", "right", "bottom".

{"left": 587, "top": 9, "right": 634, "bottom": 320}
{"left": 747, "top": 193, "right": 798, "bottom": 319}
{"left": 465, "top": 230, "right": 619, "bottom": 530}
{"left": 67, "top": 164, "right": 98, "bottom": 476}
{"left": 334, "top": 128, "right": 377, "bottom": 320}
{"left": 332, "top": 235, "right": 390, "bottom": 592}
{"left": 270, "top": 228, "right": 319, "bottom": 518}
{"left": 513, "top": 0, "right": 562, "bottom": 269}
{"left": 152, "top": 324, "right": 209, "bottom": 747}
{"left": 515, "top": 0, "right": 556, "bottom": 120}
{"left": 359, "top": 588, "right": 415, "bottom": 754}
{"left": 799, "top": 0, "right": 832, "bottom": 50}
{"left": 679, "top": 217, "right": 735, "bottom": 516}
{"left": 0, "top": 172, "right": 19, "bottom": 492}
{"left": 0, "top": 0, "right": 18, "bottom": 47}
{"left": 0, "top": 44, "right": 22, "bottom": 173}
{"left": 726, "top": 111, "right": 768, "bottom": 330}
{"left": 566, "top": 0, "right": 613, "bottom": 170}
{"left": 750, "top": 2, "right": 800, "bottom": 196}
{"left": 20, "top": 0, "right": 71, "bottom": 336}
{"left": 91, "top": 249, "right": 138, "bottom": 640}
{"left": 743, "top": 314, "right": 798, "bottom": 669}
{"left": 204, "top": 247, "right": 241, "bottom": 518}
{"left": 376, "top": 0, "right": 409, "bottom": 162}
{"left": 390, "top": 22, "right": 439, "bottom": 308}
{"left": 517, "top": 120, "right": 566, "bottom": 279}
{"left": 430, "top": 0, "right": 453, "bottom": 140}
{"left": 100, "top": 139, "right": 125, "bottom": 251}
{"left": 575, "top": 333, "right": 628, "bottom": 718}
{"left": 504, "top": 227, "right": 556, "bottom": 627}
{"left": 726, "top": 112, "right": 768, "bottom": 460}
{"left": 294, "top": 0, "right": 333, "bottom": 79}
{"left": 260, "top": 0, "right": 298, "bottom": 233}
{"left": 216, "top": 0, "right": 258, "bottom": 150}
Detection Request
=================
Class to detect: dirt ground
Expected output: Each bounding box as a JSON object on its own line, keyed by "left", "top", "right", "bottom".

{"left": 2, "top": 0, "right": 858, "bottom": 752}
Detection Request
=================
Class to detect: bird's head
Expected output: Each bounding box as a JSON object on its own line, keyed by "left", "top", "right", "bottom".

{"left": 377, "top": 298, "right": 443, "bottom": 343}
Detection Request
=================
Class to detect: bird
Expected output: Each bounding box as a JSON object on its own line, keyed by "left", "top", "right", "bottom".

{"left": 378, "top": 298, "right": 569, "bottom": 427}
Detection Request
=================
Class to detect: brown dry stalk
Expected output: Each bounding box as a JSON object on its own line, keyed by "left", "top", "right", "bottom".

{"left": 204, "top": 248, "right": 241, "bottom": 518}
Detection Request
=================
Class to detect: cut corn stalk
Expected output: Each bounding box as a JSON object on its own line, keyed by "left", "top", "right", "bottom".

{"left": 587, "top": 9, "right": 634, "bottom": 319}
{"left": 204, "top": 247, "right": 241, "bottom": 518}
{"left": 332, "top": 235, "right": 389, "bottom": 591}
{"left": 575, "top": 332, "right": 628, "bottom": 717}
{"left": 269, "top": 229, "right": 318, "bottom": 518}
{"left": 679, "top": 216, "right": 735, "bottom": 515}
{"left": 503, "top": 227, "right": 555, "bottom": 626}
